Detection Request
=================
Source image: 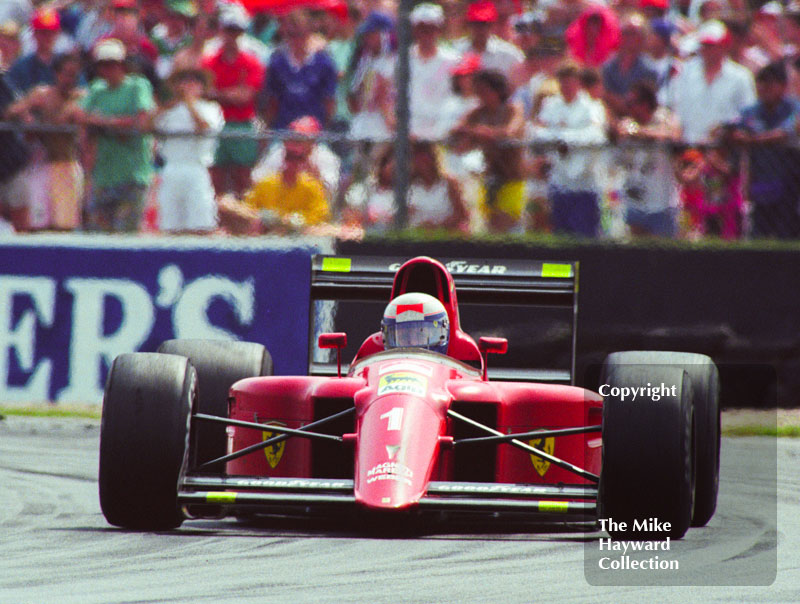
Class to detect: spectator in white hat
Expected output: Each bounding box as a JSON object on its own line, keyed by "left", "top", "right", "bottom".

{"left": 76, "top": 38, "right": 155, "bottom": 232}
{"left": 665, "top": 20, "right": 755, "bottom": 143}
{"left": 409, "top": 2, "right": 462, "bottom": 140}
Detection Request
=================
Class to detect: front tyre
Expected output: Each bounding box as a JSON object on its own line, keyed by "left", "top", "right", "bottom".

{"left": 603, "top": 351, "right": 720, "bottom": 527}
{"left": 599, "top": 364, "right": 695, "bottom": 540}
{"left": 99, "top": 353, "right": 195, "bottom": 530}
{"left": 157, "top": 339, "right": 272, "bottom": 467}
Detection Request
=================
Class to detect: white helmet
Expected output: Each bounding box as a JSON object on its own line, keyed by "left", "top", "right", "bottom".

{"left": 381, "top": 292, "right": 450, "bottom": 354}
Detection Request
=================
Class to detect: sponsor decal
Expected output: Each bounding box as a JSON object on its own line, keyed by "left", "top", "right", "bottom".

{"left": 378, "top": 362, "right": 433, "bottom": 376}
{"left": 388, "top": 261, "right": 508, "bottom": 275}
{"left": 377, "top": 372, "right": 427, "bottom": 397}
{"left": 366, "top": 461, "right": 413, "bottom": 486}
{"left": 262, "top": 422, "right": 287, "bottom": 469}
{"left": 0, "top": 239, "right": 317, "bottom": 403}
{"left": 529, "top": 436, "right": 555, "bottom": 476}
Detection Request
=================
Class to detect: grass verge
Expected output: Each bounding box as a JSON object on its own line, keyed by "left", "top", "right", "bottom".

{"left": 722, "top": 425, "right": 800, "bottom": 437}
{"left": 0, "top": 404, "right": 101, "bottom": 420}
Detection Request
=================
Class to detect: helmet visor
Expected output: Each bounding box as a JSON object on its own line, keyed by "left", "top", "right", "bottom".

{"left": 384, "top": 320, "right": 448, "bottom": 350}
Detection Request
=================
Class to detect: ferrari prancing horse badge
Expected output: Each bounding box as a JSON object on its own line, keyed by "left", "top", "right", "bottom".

{"left": 262, "top": 423, "right": 286, "bottom": 469}
{"left": 529, "top": 436, "right": 554, "bottom": 476}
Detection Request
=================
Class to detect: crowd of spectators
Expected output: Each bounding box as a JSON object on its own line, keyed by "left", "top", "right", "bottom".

{"left": 1, "top": 0, "right": 800, "bottom": 240}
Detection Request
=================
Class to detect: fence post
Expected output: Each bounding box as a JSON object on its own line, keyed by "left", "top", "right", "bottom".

{"left": 393, "top": 0, "right": 413, "bottom": 230}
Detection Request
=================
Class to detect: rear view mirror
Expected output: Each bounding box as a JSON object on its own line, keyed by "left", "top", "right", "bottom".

{"left": 318, "top": 333, "right": 347, "bottom": 377}
{"left": 479, "top": 337, "right": 508, "bottom": 381}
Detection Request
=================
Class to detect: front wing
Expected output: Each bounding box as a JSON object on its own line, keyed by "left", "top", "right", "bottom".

{"left": 178, "top": 475, "right": 598, "bottom": 522}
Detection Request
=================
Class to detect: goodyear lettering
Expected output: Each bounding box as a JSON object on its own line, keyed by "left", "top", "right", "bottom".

{"left": 388, "top": 261, "right": 507, "bottom": 275}
{"left": 377, "top": 372, "right": 427, "bottom": 397}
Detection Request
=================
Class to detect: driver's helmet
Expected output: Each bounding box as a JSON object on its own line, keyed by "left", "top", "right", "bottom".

{"left": 381, "top": 292, "right": 450, "bottom": 354}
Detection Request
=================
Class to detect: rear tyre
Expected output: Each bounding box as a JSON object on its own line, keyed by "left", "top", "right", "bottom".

{"left": 603, "top": 351, "right": 720, "bottom": 527}
{"left": 599, "top": 364, "right": 694, "bottom": 540}
{"left": 157, "top": 339, "right": 272, "bottom": 466}
{"left": 99, "top": 353, "right": 195, "bottom": 530}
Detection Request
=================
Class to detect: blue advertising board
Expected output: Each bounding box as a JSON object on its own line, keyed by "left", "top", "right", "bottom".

{"left": 0, "top": 235, "right": 328, "bottom": 403}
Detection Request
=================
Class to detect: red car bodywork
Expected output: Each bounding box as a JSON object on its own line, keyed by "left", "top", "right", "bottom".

{"left": 221, "top": 257, "right": 601, "bottom": 513}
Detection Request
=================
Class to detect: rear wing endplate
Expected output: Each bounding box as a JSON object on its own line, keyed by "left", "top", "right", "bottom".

{"left": 309, "top": 256, "right": 579, "bottom": 384}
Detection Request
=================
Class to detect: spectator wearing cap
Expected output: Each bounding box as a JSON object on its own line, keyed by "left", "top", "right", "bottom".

{"left": 202, "top": 4, "right": 264, "bottom": 197}
{"left": 602, "top": 13, "right": 659, "bottom": 119}
{"left": 455, "top": 1, "right": 524, "bottom": 81}
{"left": 346, "top": 11, "right": 396, "bottom": 141}
{"left": 5, "top": 52, "right": 86, "bottom": 230}
{"left": 151, "top": 66, "right": 224, "bottom": 233}
{"left": 76, "top": 38, "right": 155, "bottom": 232}
{"left": 260, "top": 8, "right": 338, "bottom": 130}
{"left": 150, "top": 0, "right": 197, "bottom": 80}
{"left": 747, "top": 4, "right": 784, "bottom": 68}
{"left": 441, "top": 53, "right": 482, "bottom": 133}
{"left": 243, "top": 116, "right": 331, "bottom": 234}
{"left": 510, "top": 12, "right": 550, "bottom": 118}
{"left": 729, "top": 62, "right": 800, "bottom": 238}
{"left": 98, "top": 0, "right": 160, "bottom": 93}
{"left": 7, "top": 8, "right": 62, "bottom": 94}
{"left": 533, "top": 61, "right": 607, "bottom": 237}
{"left": 640, "top": 0, "right": 670, "bottom": 20}
{"left": 647, "top": 18, "right": 679, "bottom": 93}
{"left": 452, "top": 69, "right": 526, "bottom": 233}
{"left": 0, "top": 20, "right": 21, "bottom": 70}
{"left": 409, "top": 3, "right": 461, "bottom": 140}
{"left": 565, "top": 4, "right": 620, "bottom": 69}
{"left": 665, "top": 20, "right": 755, "bottom": 143}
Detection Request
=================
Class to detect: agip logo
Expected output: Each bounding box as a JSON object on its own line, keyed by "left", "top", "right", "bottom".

{"left": 377, "top": 372, "right": 427, "bottom": 397}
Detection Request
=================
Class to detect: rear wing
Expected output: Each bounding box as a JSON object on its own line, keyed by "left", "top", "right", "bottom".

{"left": 309, "top": 256, "right": 579, "bottom": 384}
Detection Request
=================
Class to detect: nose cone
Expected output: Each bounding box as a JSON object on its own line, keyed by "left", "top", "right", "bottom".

{"left": 354, "top": 394, "right": 445, "bottom": 510}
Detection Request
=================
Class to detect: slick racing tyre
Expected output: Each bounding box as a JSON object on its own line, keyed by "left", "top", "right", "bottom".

{"left": 599, "top": 363, "right": 695, "bottom": 540}
{"left": 157, "top": 339, "right": 272, "bottom": 466}
{"left": 99, "top": 353, "right": 195, "bottom": 530}
{"left": 603, "top": 351, "right": 720, "bottom": 527}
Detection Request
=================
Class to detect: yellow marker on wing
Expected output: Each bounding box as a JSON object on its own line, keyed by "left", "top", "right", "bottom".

{"left": 538, "top": 501, "right": 569, "bottom": 513}
{"left": 321, "top": 257, "right": 352, "bottom": 272}
{"left": 206, "top": 492, "right": 237, "bottom": 504}
{"left": 541, "top": 263, "right": 573, "bottom": 278}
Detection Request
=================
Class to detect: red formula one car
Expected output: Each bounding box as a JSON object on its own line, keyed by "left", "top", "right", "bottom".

{"left": 99, "top": 256, "right": 720, "bottom": 538}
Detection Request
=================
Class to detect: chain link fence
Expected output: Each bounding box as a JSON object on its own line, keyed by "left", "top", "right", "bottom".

{"left": 1, "top": 119, "right": 800, "bottom": 240}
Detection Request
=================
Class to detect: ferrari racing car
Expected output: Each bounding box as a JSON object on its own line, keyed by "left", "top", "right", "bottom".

{"left": 98, "top": 255, "right": 719, "bottom": 538}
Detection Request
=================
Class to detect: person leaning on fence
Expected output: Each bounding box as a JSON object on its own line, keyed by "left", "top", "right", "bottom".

{"left": 76, "top": 38, "right": 155, "bottom": 233}
{"left": 613, "top": 81, "right": 681, "bottom": 237}
{"left": 532, "top": 60, "right": 607, "bottom": 238}
{"left": 201, "top": 4, "right": 264, "bottom": 198}
{"left": 5, "top": 52, "right": 85, "bottom": 231}
{"left": 151, "top": 66, "right": 224, "bottom": 234}
{"left": 0, "top": 69, "right": 31, "bottom": 232}
{"left": 729, "top": 61, "right": 800, "bottom": 239}
{"left": 452, "top": 68, "right": 525, "bottom": 233}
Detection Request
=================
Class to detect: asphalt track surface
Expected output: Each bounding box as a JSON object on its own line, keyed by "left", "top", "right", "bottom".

{"left": 0, "top": 416, "right": 797, "bottom": 604}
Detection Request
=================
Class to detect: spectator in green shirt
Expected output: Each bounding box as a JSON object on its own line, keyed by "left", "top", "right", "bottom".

{"left": 77, "top": 38, "right": 154, "bottom": 232}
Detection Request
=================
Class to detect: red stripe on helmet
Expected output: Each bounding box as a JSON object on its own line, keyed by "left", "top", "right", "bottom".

{"left": 396, "top": 303, "right": 424, "bottom": 314}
